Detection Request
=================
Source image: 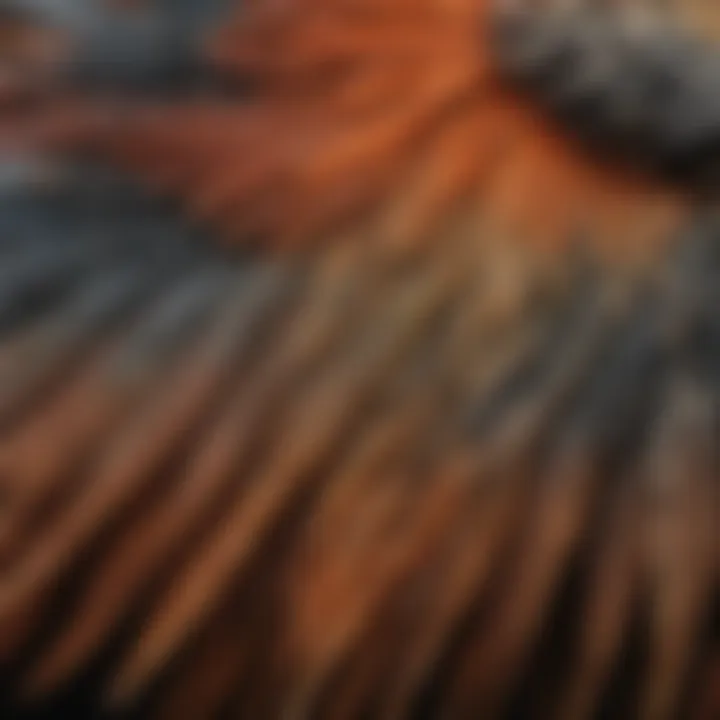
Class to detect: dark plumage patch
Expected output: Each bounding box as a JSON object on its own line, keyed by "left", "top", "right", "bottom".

{"left": 491, "top": 1, "right": 720, "bottom": 189}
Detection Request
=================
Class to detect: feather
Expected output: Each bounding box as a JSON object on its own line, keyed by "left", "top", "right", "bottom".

{"left": 0, "top": 1, "right": 717, "bottom": 718}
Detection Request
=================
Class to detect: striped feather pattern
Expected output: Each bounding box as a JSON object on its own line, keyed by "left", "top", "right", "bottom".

{"left": 0, "top": 0, "right": 717, "bottom": 718}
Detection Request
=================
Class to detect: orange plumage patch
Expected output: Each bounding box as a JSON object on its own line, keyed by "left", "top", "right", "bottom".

{"left": 0, "top": 0, "right": 690, "bottom": 259}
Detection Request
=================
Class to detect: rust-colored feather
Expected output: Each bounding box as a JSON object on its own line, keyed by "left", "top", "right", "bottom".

{"left": 0, "top": 0, "right": 692, "bottom": 256}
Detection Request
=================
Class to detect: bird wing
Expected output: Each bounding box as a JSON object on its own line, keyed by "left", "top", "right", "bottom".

{"left": 0, "top": 1, "right": 717, "bottom": 718}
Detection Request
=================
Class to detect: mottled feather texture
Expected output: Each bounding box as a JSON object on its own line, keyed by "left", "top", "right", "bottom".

{"left": 0, "top": 1, "right": 717, "bottom": 719}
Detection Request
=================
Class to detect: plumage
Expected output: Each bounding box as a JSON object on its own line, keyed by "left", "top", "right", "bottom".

{"left": 0, "top": 1, "right": 717, "bottom": 718}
